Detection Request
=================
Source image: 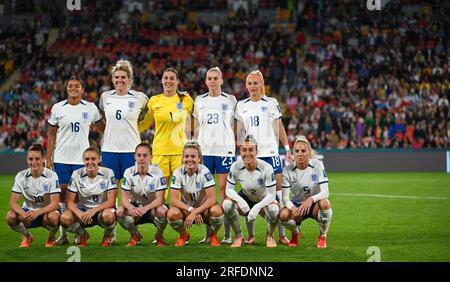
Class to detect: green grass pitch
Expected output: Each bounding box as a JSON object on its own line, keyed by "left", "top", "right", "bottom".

{"left": 0, "top": 173, "right": 449, "bottom": 262}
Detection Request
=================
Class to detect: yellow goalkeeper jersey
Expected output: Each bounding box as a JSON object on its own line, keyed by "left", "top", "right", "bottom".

{"left": 138, "top": 92, "right": 193, "bottom": 156}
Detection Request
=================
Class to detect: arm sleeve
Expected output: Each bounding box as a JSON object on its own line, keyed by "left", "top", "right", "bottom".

{"left": 92, "top": 104, "right": 103, "bottom": 123}
{"left": 98, "top": 93, "right": 105, "bottom": 111}
{"left": 311, "top": 161, "right": 329, "bottom": 202}
{"left": 156, "top": 168, "right": 167, "bottom": 191}
{"left": 121, "top": 171, "right": 131, "bottom": 191}
{"left": 225, "top": 165, "right": 248, "bottom": 209}
{"left": 203, "top": 171, "right": 215, "bottom": 188}
{"left": 192, "top": 98, "right": 199, "bottom": 119}
{"left": 271, "top": 99, "right": 282, "bottom": 119}
{"left": 170, "top": 170, "right": 182, "bottom": 190}
{"left": 11, "top": 174, "right": 23, "bottom": 194}
{"left": 281, "top": 169, "right": 294, "bottom": 209}
{"left": 67, "top": 172, "right": 78, "bottom": 193}
{"left": 47, "top": 105, "right": 58, "bottom": 126}
{"left": 138, "top": 99, "right": 154, "bottom": 132}
{"left": 50, "top": 173, "right": 61, "bottom": 194}
{"left": 252, "top": 185, "right": 276, "bottom": 211}
{"left": 264, "top": 165, "right": 276, "bottom": 188}
{"left": 107, "top": 170, "right": 117, "bottom": 190}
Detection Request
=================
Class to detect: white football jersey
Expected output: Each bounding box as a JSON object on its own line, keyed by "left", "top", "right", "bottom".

{"left": 99, "top": 90, "right": 148, "bottom": 152}
{"left": 122, "top": 164, "right": 167, "bottom": 206}
{"left": 11, "top": 168, "right": 61, "bottom": 210}
{"left": 193, "top": 92, "right": 237, "bottom": 156}
{"left": 170, "top": 164, "right": 215, "bottom": 207}
{"left": 48, "top": 100, "right": 102, "bottom": 164}
{"left": 68, "top": 166, "right": 117, "bottom": 209}
{"left": 282, "top": 159, "right": 329, "bottom": 205}
{"left": 227, "top": 159, "right": 276, "bottom": 203}
{"left": 235, "top": 96, "right": 282, "bottom": 157}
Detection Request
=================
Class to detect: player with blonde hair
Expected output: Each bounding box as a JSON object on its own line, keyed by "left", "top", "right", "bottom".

{"left": 193, "top": 67, "right": 237, "bottom": 244}
{"left": 235, "top": 70, "right": 292, "bottom": 245}
{"left": 280, "top": 136, "right": 333, "bottom": 248}
{"left": 99, "top": 59, "right": 149, "bottom": 185}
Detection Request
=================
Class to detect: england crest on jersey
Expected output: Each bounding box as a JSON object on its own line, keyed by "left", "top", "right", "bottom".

{"left": 257, "top": 178, "right": 264, "bottom": 186}
{"left": 148, "top": 183, "right": 155, "bottom": 192}
{"left": 128, "top": 101, "right": 135, "bottom": 109}
{"left": 43, "top": 183, "right": 49, "bottom": 192}
{"left": 100, "top": 182, "right": 107, "bottom": 190}
{"left": 195, "top": 181, "right": 201, "bottom": 190}
{"left": 221, "top": 103, "right": 228, "bottom": 111}
{"left": 311, "top": 174, "right": 318, "bottom": 183}
{"left": 261, "top": 106, "right": 268, "bottom": 113}
{"left": 176, "top": 102, "right": 183, "bottom": 110}
{"left": 82, "top": 112, "right": 88, "bottom": 121}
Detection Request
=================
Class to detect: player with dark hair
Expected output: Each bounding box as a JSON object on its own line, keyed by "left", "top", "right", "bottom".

{"left": 6, "top": 144, "right": 61, "bottom": 247}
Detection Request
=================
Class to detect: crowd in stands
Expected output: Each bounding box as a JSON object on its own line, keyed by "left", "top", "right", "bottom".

{"left": 0, "top": 0, "right": 448, "bottom": 151}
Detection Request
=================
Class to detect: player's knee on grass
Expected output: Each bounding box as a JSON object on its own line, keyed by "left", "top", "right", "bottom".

{"left": 167, "top": 207, "right": 182, "bottom": 221}
{"left": 279, "top": 207, "right": 291, "bottom": 222}
{"left": 45, "top": 211, "right": 60, "bottom": 227}
{"left": 6, "top": 210, "right": 19, "bottom": 226}
{"left": 60, "top": 211, "right": 75, "bottom": 227}
{"left": 209, "top": 204, "right": 223, "bottom": 217}
{"left": 318, "top": 199, "right": 331, "bottom": 210}
{"left": 265, "top": 204, "right": 279, "bottom": 223}
{"left": 101, "top": 209, "right": 116, "bottom": 225}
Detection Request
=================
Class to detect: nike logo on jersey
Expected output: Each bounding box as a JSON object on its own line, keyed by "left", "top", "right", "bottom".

{"left": 155, "top": 106, "right": 161, "bottom": 110}
{"left": 243, "top": 110, "right": 248, "bottom": 113}
{"left": 106, "top": 103, "right": 112, "bottom": 105}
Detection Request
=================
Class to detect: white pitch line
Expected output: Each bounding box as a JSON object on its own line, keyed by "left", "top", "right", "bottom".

{"left": 332, "top": 192, "right": 447, "bottom": 200}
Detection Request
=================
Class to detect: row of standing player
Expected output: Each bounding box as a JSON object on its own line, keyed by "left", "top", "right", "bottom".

{"left": 7, "top": 60, "right": 332, "bottom": 247}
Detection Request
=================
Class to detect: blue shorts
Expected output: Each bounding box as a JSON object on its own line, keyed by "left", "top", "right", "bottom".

{"left": 79, "top": 207, "right": 102, "bottom": 228}
{"left": 238, "top": 190, "right": 258, "bottom": 210}
{"left": 54, "top": 163, "right": 84, "bottom": 185}
{"left": 22, "top": 207, "right": 45, "bottom": 228}
{"left": 293, "top": 201, "right": 318, "bottom": 222}
{"left": 130, "top": 201, "right": 154, "bottom": 225}
{"left": 101, "top": 152, "right": 135, "bottom": 180}
{"left": 203, "top": 156, "right": 235, "bottom": 174}
{"left": 258, "top": 156, "right": 283, "bottom": 174}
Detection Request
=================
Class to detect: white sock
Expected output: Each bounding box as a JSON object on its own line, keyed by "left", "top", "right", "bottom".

{"left": 11, "top": 222, "right": 31, "bottom": 237}
{"left": 168, "top": 218, "right": 186, "bottom": 234}
{"left": 68, "top": 222, "right": 86, "bottom": 236}
{"left": 281, "top": 219, "right": 299, "bottom": 234}
{"left": 59, "top": 203, "right": 67, "bottom": 237}
{"left": 118, "top": 215, "right": 138, "bottom": 235}
{"left": 102, "top": 223, "right": 116, "bottom": 237}
{"left": 209, "top": 215, "right": 224, "bottom": 234}
{"left": 154, "top": 216, "right": 167, "bottom": 236}
{"left": 204, "top": 224, "right": 212, "bottom": 238}
{"left": 265, "top": 204, "right": 279, "bottom": 237}
{"left": 318, "top": 208, "right": 333, "bottom": 236}
{"left": 223, "top": 217, "right": 231, "bottom": 239}
{"left": 245, "top": 217, "right": 255, "bottom": 238}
